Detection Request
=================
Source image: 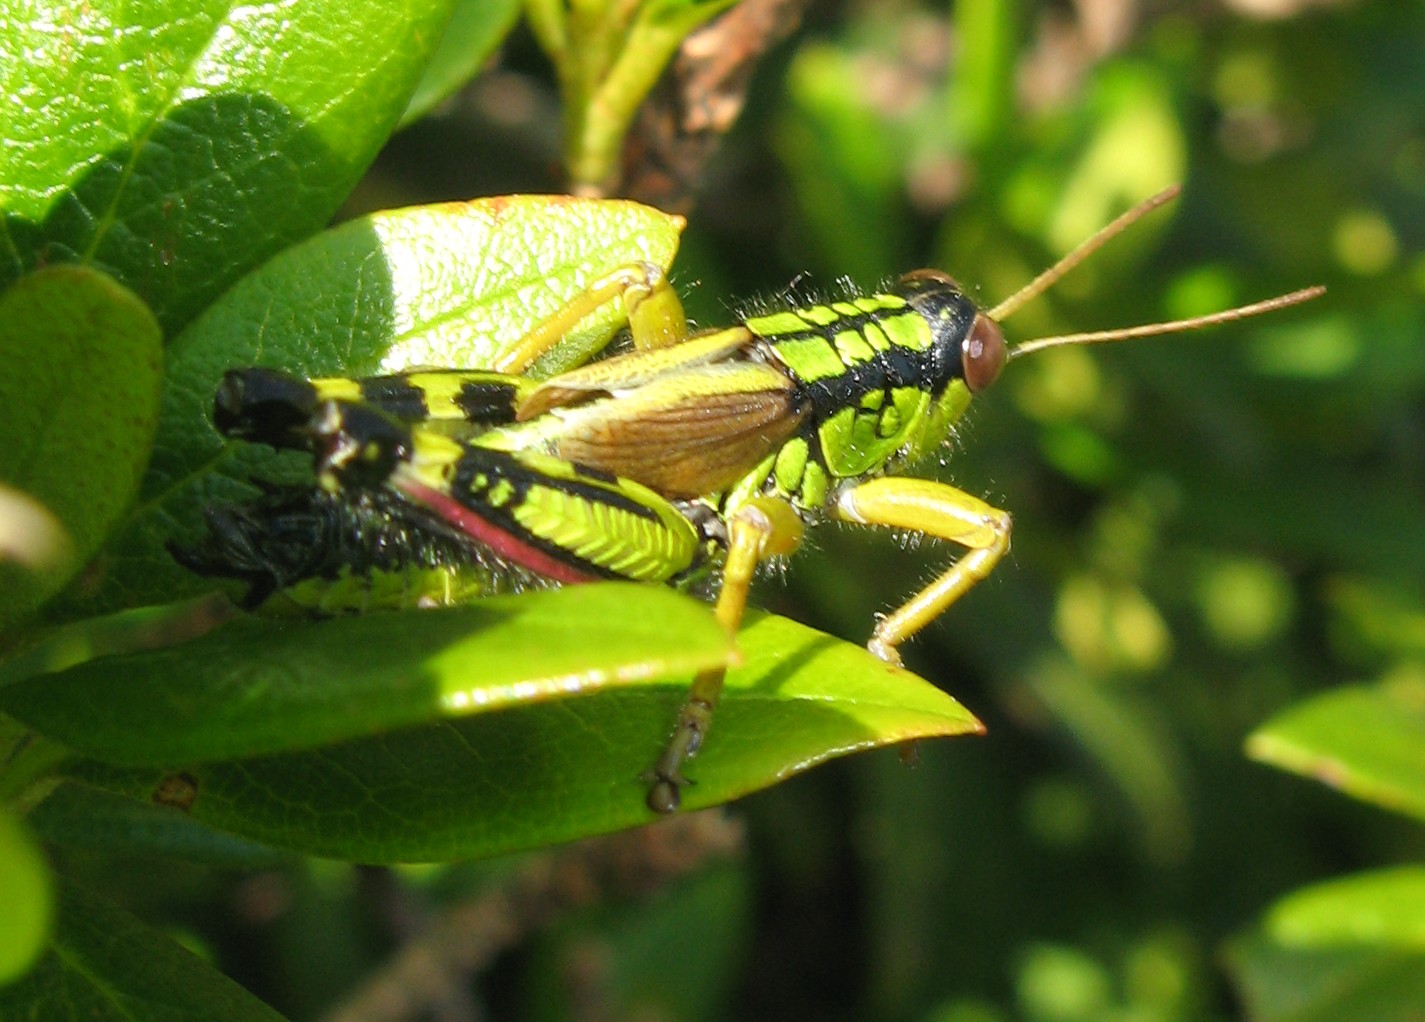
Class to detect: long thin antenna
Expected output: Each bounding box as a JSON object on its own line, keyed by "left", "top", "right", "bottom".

{"left": 986, "top": 184, "right": 1182, "bottom": 323}
{"left": 1007, "top": 286, "right": 1326, "bottom": 361}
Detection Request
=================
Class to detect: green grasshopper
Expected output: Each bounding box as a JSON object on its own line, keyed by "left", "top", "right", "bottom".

{"left": 185, "top": 185, "right": 1322, "bottom": 812}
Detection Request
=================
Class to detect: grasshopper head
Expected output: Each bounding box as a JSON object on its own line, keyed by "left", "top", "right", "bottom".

{"left": 893, "top": 186, "right": 1322, "bottom": 458}
{"left": 894, "top": 268, "right": 1007, "bottom": 394}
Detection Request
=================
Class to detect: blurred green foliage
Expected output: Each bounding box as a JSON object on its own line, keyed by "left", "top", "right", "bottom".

{"left": 3, "top": 0, "right": 1424, "bottom": 1020}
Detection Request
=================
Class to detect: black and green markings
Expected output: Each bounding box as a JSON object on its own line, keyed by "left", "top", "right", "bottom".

{"left": 171, "top": 367, "right": 547, "bottom": 612}
{"left": 182, "top": 186, "right": 1323, "bottom": 812}
{"left": 213, "top": 366, "right": 538, "bottom": 449}
{"left": 307, "top": 398, "right": 713, "bottom": 588}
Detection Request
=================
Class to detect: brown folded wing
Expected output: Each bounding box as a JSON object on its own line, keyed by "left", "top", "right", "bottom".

{"left": 551, "top": 362, "right": 807, "bottom": 497}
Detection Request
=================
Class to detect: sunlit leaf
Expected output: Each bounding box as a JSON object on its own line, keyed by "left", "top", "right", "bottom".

{"left": 56, "top": 609, "right": 980, "bottom": 862}
{"left": 0, "top": 0, "right": 458, "bottom": 333}
{"left": 400, "top": 0, "right": 522, "bottom": 126}
{"left": 3, "top": 585, "right": 730, "bottom": 766}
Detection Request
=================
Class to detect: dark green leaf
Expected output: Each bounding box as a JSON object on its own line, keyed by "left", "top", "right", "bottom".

{"left": 66, "top": 610, "right": 981, "bottom": 862}
{"left": 27, "top": 783, "right": 290, "bottom": 867}
{"left": 3, "top": 584, "right": 731, "bottom": 766}
{"left": 0, "top": 594, "right": 233, "bottom": 692}
{"left": 0, "top": 879, "right": 287, "bottom": 1021}
{"left": 0, "top": 0, "right": 459, "bottom": 333}
{"left": 0, "top": 266, "right": 162, "bottom": 629}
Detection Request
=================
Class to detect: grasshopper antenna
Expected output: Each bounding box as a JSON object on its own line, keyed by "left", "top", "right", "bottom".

{"left": 979, "top": 183, "right": 1324, "bottom": 359}
{"left": 1008, "top": 286, "right": 1325, "bottom": 360}
{"left": 988, "top": 185, "right": 1182, "bottom": 323}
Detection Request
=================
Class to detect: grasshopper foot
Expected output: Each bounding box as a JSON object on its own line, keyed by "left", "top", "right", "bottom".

{"left": 867, "top": 633, "right": 905, "bottom": 667}
{"left": 644, "top": 697, "right": 714, "bottom": 814}
{"left": 645, "top": 773, "right": 688, "bottom": 815}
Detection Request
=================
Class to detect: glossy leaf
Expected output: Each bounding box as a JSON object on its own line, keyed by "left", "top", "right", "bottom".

{"left": 0, "top": 880, "right": 286, "bottom": 1021}
{"left": 84, "top": 196, "right": 684, "bottom": 613}
{"left": 0, "top": 594, "right": 234, "bottom": 692}
{"left": 0, "top": 266, "right": 162, "bottom": 629}
{"left": 3, "top": 584, "right": 731, "bottom": 767}
{"left": 0, "top": 0, "right": 458, "bottom": 333}
{"left": 1245, "top": 679, "right": 1425, "bottom": 822}
{"left": 65, "top": 610, "right": 981, "bottom": 862}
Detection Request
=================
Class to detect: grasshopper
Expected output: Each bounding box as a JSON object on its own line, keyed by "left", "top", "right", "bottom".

{"left": 181, "top": 185, "right": 1322, "bottom": 812}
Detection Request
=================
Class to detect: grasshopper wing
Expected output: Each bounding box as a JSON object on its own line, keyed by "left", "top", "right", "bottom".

{"left": 548, "top": 362, "right": 806, "bottom": 497}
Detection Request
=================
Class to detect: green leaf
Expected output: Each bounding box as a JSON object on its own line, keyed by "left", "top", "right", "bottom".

{"left": 400, "top": 0, "right": 522, "bottom": 126}
{"left": 0, "top": 0, "right": 459, "bottom": 333}
{"left": 27, "top": 783, "right": 290, "bottom": 867}
{"left": 0, "top": 266, "right": 162, "bottom": 630}
{"left": 1261, "top": 867, "right": 1425, "bottom": 950}
{"left": 1227, "top": 934, "right": 1425, "bottom": 1022}
{"left": 0, "top": 595, "right": 232, "bottom": 692}
{"left": 64, "top": 610, "right": 981, "bottom": 862}
{"left": 1226, "top": 869, "right": 1425, "bottom": 1022}
{"left": 0, "top": 807, "right": 52, "bottom": 985}
{"left": 3, "top": 585, "right": 731, "bottom": 766}
{"left": 84, "top": 196, "right": 684, "bottom": 613}
{"left": 1245, "top": 677, "right": 1425, "bottom": 822}
{"left": 0, "top": 879, "right": 286, "bottom": 1020}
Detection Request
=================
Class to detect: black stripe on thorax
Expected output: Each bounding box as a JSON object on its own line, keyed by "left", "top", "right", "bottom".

{"left": 748, "top": 302, "right": 903, "bottom": 348}
{"left": 791, "top": 341, "right": 943, "bottom": 421}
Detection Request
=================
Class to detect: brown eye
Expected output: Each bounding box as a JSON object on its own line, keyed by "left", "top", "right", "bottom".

{"left": 962, "top": 315, "right": 1006, "bottom": 393}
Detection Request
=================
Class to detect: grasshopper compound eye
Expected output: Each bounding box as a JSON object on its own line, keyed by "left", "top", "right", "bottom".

{"left": 962, "top": 315, "right": 1006, "bottom": 393}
